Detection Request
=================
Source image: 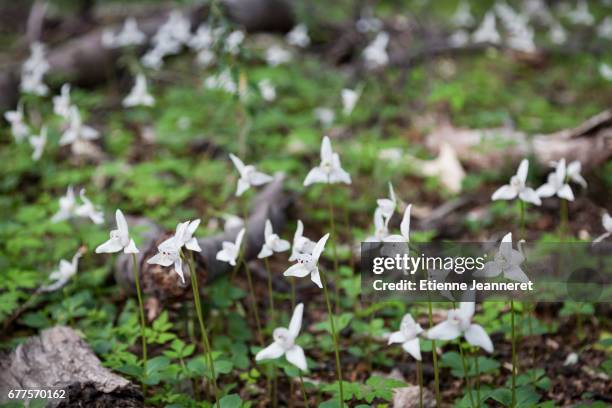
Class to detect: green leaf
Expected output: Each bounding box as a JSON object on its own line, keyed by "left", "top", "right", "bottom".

{"left": 219, "top": 393, "right": 243, "bottom": 408}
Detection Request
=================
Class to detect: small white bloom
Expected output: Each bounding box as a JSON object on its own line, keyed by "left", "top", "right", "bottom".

{"left": 4, "top": 102, "right": 30, "bottom": 142}
{"left": 225, "top": 30, "right": 245, "bottom": 55}
{"left": 388, "top": 313, "right": 423, "bottom": 360}
{"left": 96, "top": 209, "right": 139, "bottom": 254}
{"left": 75, "top": 189, "right": 104, "bottom": 224}
{"left": 536, "top": 158, "right": 574, "bottom": 201}
{"left": 105, "top": 17, "right": 146, "bottom": 48}
{"left": 452, "top": 2, "right": 475, "bottom": 27}
{"left": 123, "top": 74, "right": 155, "bottom": 107}
{"left": 286, "top": 24, "right": 310, "bottom": 47}
{"left": 59, "top": 106, "right": 99, "bottom": 146}
{"left": 472, "top": 12, "right": 501, "bottom": 44}
{"left": 205, "top": 69, "right": 237, "bottom": 94}
{"left": 365, "top": 208, "right": 390, "bottom": 243}
{"left": 196, "top": 49, "right": 216, "bottom": 67}
{"left": 449, "top": 29, "right": 470, "bottom": 47}
{"left": 216, "top": 228, "right": 246, "bottom": 266}
{"left": 363, "top": 32, "right": 389, "bottom": 70}
{"left": 593, "top": 213, "right": 612, "bottom": 243}
{"left": 427, "top": 302, "right": 494, "bottom": 353}
{"left": 258, "top": 219, "right": 290, "bottom": 259}
{"left": 29, "top": 126, "right": 47, "bottom": 161}
{"left": 20, "top": 42, "right": 49, "bottom": 96}
{"left": 147, "top": 236, "right": 185, "bottom": 283}
{"left": 266, "top": 45, "right": 292, "bottom": 66}
{"left": 598, "top": 17, "right": 612, "bottom": 40}
{"left": 376, "top": 182, "right": 397, "bottom": 221}
{"left": 384, "top": 204, "right": 412, "bottom": 243}
{"left": 141, "top": 49, "right": 165, "bottom": 70}
{"left": 289, "top": 220, "right": 316, "bottom": 262}
{"left": 565, "top": 160, "right": 586, "bottom": 188}
{"left": 549, "top": 20, "right": 567, "bottom": 45}
{"left": 303, "top": 136, "right": 351, "bottom": 186}
{"left": 256, "top": 303, "right": 307, "bottom": 371}
{"left": 53, "top": 84, "right": 72, "bottom": 118}
{"left": 314, "top": 107, "right": 335, "bottom": 127}
{"left": 566, "top": 0, "right": 593, "bottom": 26}
{"left": 51, "top": 186, "right": 77, "bottom": 223}
{"left": 223, "top": 214, "right": 244, "bottom": 233}
{"left": 600, "top": 63, "right": 612, "bottom": 81}
{"left": 341, "top": 88, "right": 360, "bottom": 116}
{"left": 475, "top": 233, "right": 528, "bottom": 282}
{"left": 258, "top": 79, "right": 276, "bottom": 102}
{"left": 283, "top": 233, "right": 329, "bottom": 288}
{"left": 563, "top": 352, "right": 579, "bottom": 366}
{"left": 42, "top": 250, "right": 81, "bottom": 292}
{"left": 173, "top": 219, "right": 202, "bottom": 252}
{"left": 491, "top": 159, "right": 541, "bottom": 205}
{"left": 189, "top": 24, "right": 214, "bottom": 50}
{"left": 229, "top": 154, "right": 273, "bottom": 196}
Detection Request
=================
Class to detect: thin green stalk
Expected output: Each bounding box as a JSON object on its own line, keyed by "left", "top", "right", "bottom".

{"left": 417, "top": 360, "right": 424, "bottom": 408}
{"left": 474, "top": 353, "right": 481, "bottom": 407}
{"left": 519, "top": 201, "right": 526, "bottom": 240}
{"left": 511, "top": 300, "right": 517, "bottom": 408}
{"left": 131, "top": 253, "right": 148, "bottom": 394}
{"left": 264, "top": 257, "right": 276, "bottom": 324}
{"left": 459, "top": 343, "right": 475, "bottom": 408}
{"left": 243, "top": 259, "right": 264, "bottom": 346}
{"left": 299, "top": 375, "right": 310, "bottom": 408}
{"left": 320, "top": 269, "right": 344, "bottom": 405}
{"left": 186, "top": 252, "right": 220, "bottom": 408}
{"left": 326, "top": 186, "right": 341, "bottom": 313}
{"left": 290, "top": 277, "right": 296, "bottom": 309}
{"left": 427, "top": 301, "right": 442, "bottom": 407}
{"left": 560, "top": 198, "right": 569, "bottom": 238}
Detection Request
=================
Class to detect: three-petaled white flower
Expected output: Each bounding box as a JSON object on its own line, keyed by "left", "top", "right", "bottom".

{"left": 59, "top": 106, "right": 99, "bottom": 146}
{"left": 475, "top": 233, "right": 528, "bottom": 282}
{"left": 225, "top": 30, "right": 244, "bottom": 55}
{"left": 4, "top": 103, "right": 30, "bottom": 142}
{"left": 20, "top": 42, "right": 49, "bottom": 96}
{"left": 286, "top": 24, "right": 310, "bottom": 48}
{"left": 427, "top": 302, "right": 494, "bottom": 353}
{"left": 491, "top": 159, "right": 541, "bottom": 205}
{"left": 216, "top": 228, "right": 246, "bottom": 266}
{"left": 303, "top": 136, "right": 351, "bottom": 186}
{"left": 53, "top": 84, "right": 72, "bottom": 118}
{"left": 365, "top": 208, "right": 390, "bottom": 243}
{"left": 341, "top": 88, "right": 360, "bottom": 116}
{"left": 29, "top": 126, "right": 47, "bottom": 161}
{"left": 289, "top": 220, "right": 316, "bottom": 262}
{"left": 283, "top": 233, "right": 329, "bottom": 288}
{"left": 376, "top": 182, "right": 397, "bottom": 221}
{"left": 594, "top": 213, "right": 612, "bottom": 243}
{"left": 363, "top": 31, "right": 389, "bottom": 70}
{"left": 452, "top": 1, "right": 475, "bottom": 27}
{"left": 51, "top": 186, "right": 103, "bottom": 224}
{"left": 51, "top": 185, "right": 77, "bottom": 223}
{"left": 388, "top": 314, "right": 424, "bottom": 360}
{"left": 566, "top": 0, "right": 593, "bottom": 26}
{"left": 265, "top": 45, "right": 292, "bottom": 66}
{"left": 565, "top": 160, "right": 587, "bottom": 188}
{"left": 256, "top": 303, "right": 307, "bottom": 371}
{"left": 229, "top": 154, "right": 273, "bottom": 196}
{"left": 123, "top": 74, "right": 154, "bottom": 107}
{"left": 258, "top": 79, "right": 276, "bottom": 102}
{"left": 102, "top": 17, "right": 146, "bottom": 48}
{"left": 536, "top": 158, "right": 574, "bottom": 201}
{"left": 472, "top": 12, "right": 501, "bottom": 44}
{"left": 258, "top": 219, "right": 290, "bottom": 259}
{"left": 96, "top": 209, "right": 139, "bottom": 254}
{"left": 75, "top": 189, "right": 105, "bottom": 224}
{"left": 42, "top": 250, "right": 82, "bottom": 292}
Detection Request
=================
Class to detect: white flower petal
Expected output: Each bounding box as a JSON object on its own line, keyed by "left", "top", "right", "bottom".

{"left": 402, "top": 338, "right": 422, "bottom": 361}
{"left": 256, "top": 342, "right": 285, "bottom": 361}
{"left": 303, "top": 167, "right": 328, "bottom": 186}
{"left": 124, "top": 239, "right": 139, "bottom": 254}
{"left": 95, "top": 238, "right": 123, "bottom": 254}
{"left": 387, "top": 330, "right": 408, "bottom": 345}
{"left": 491, "top": 185, "right": 518, "bottom": 201}
{"left": 283, "top": 264, "right": 310, "bottom": 278}
{"left": 519, "top": 188, "right": 541, "bottom": 205}
{"left": 285, "top": 345, "right": 308, "bottom": 371}
{"left": 557, "top": 184, "right": 574, "bottom": 201}
{"left": 427, "top": 320, "right": 461, "bottom": 341}
{"left": 288, "top": 303, "right": 304, "bottom": 338}
{"left": 465, "top": 324, "right": 494, "bottom": 353}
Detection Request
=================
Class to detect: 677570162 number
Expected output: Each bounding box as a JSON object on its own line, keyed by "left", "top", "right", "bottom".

{"left": 7, "top": 389, "right": 66, "bottom": 399}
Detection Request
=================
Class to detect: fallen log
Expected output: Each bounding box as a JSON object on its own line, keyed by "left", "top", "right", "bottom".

{"left": 0, "top": 326, "right": 141, "bottom": 407}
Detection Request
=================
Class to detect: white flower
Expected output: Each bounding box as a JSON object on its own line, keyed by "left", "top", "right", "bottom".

{"left": 376, "top": 182, "right": 397, "bottom": 221}
{"left": 341, "top": 88, "right": 360, "bottom": 116}
{"left": 549, "top": 21, "right": 567, "bottom": 45}
{"left": 20, "top": 42, "right": 49, "bottom": 96}
{"left": 536, "top": 158, "right": 574, "bottom": 201}
{"left": 314, "top": 107, "right": 335, "bottom": 127}
{"left": 103, "top": 17, "right": 146, "bottom": 48}
{"left": 286, "top": 24, "right": 310, "bottom": 47}
{"left": 29, "top": 126, "right": 47, "bottom": 161}
{"left": 303, "top": 136, "right": 351, "bottom": 186}
{"left": 173, "top": 219, "right": 202, "bottom": 252}
{"left": 265, "top": 45, "right": 292, "bottom": 66}
{"left": 51, "top": 186, "right": 77, "bottom": 223}
{"left": 472, "top": 12, "right": 500, "bottom": 44}
{"left": 59, "top": 106, "right": 99, "bottom": 146}
{"left": 600, "top": 63, "right": 612, "bottom": 81}
{"left": 229, "top": 154, "right": 273, "bottom": 196}
{"left": 565, "top": 160, "right": 586, "bottom": 188}
{"left": 147, "top": 237, "right": 185, "bottom": 283}
{"left": 256, "top": 303, "right": 307, "bottom": 371}
{"left": 196, "top": 49, "right": 216, "bottom": 67}
{"left": 388, "top": 314, "right": 423, "bottom": 360}
{"left": 598, "top": 17, "right": 612, "bottom": 40}
{"left": 75, "top": 189, "right": 104, "bottom": 224}
{"left": 452, "top": 2, "right": 475, "bottom": 27}
{"left": 566, "top": 0, "right": 593, "bottom": 26}
{"left": 491, "top": 159, "right": 541, "bottom": 205}
{"left": 23, "top": 42, "right": 49, "bottom": 74}
{"left": 123, "top": 74, "right": 155, "bottom": 107}
{"left": 157, "top": 11, "right": 191, "bottom": 45}
{"left": 96, "top": 209, "right": 139, "bottom": 254}
{"left": 384, "top": 204, "right": 412, "bottom": 243}
{"left": 4, "top": 103, "right": 29, "bottom": 142}
{"left": 363, "top": 32, "right": 389, "bottom": 70}
{"left": 289, "top": 220, "right": 316, "bottom": 262}
{"left": 593, "top": 213, "right": 612, "bottom": 243}
{"left": 475, "top": 233, "right": 528, "bottom": 282}
{"left": 365, "top": 208, "right": 390, "bottom": 243}
{"left": 283, "top": 233, "right": 329, "bottom": 288}
{"left": 225, "top": 30, "right": 245, "bottom": 55}
{"left": 205, "top": 70, "right": 237, "bottom": 94}
{"left": 258, "top": 79, "right": 276, "bottom": 102}
{"left": 42, "top": 250, "right": 81, "bottom": 292}
{"left": 258, "top": 219, "right": 290, "bottom": 259}
{"left": 427, "top": 302, "right": 494, "bottom": 353}
{"left": 449, "top": 29, "right": 470, "bottom": 47}
{"left": 53, "top": 84, "right": 72, "bottom": 118}
{"left": 216, "top": 228, "right": 246, "bottom": 266}
{"left": 507, "top": 25, "right": 536, "bottom": 53}
{"left": 189, "top": 24, "right": 214, "bottom": 50}
{"left": 223, "top": 214, "right": 244, "bottom": 233}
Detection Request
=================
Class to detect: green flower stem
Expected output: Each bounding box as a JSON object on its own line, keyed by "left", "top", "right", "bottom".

{"left": 290, "top": 277, "right": 296, "bottom": 309}
{"left": 131, "top": 253, "right": 148, "bottom": 394}
{"left": 519, "top": 201, "right": 526, "bottom": 241}
{"left": 263, "top": 257, "right": 276, "bottom": 324}
{"left": 427, "top": 301, "right": 442, "bottom": 407}
{"left": 511, "top": 300, "right": 517, "bottom": 408}
{"left": 474, "top": 353, "right": 481, "bottom": 407}
{"left": 417, "top": 360, "right": 424, "bottom": 408}
{"left": 458, "top": 343, "right": 475, "bottom": 408}
{"left": 185, "top": 252, "right": 220, "bottom": 408}
{"left": 243, "top": 258, "right": 264, "bottom": 346}
{"left": 560, "top": 198, "right": 568, "bottom": 237}
{"left": 321, "top": 269, "right": 344, "bottom": 405}
{"left": 326, "top": 186, "right": 341, "bottom": 313}
{"left": 299, "top": 375, "right": 310, "bottom": 408}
